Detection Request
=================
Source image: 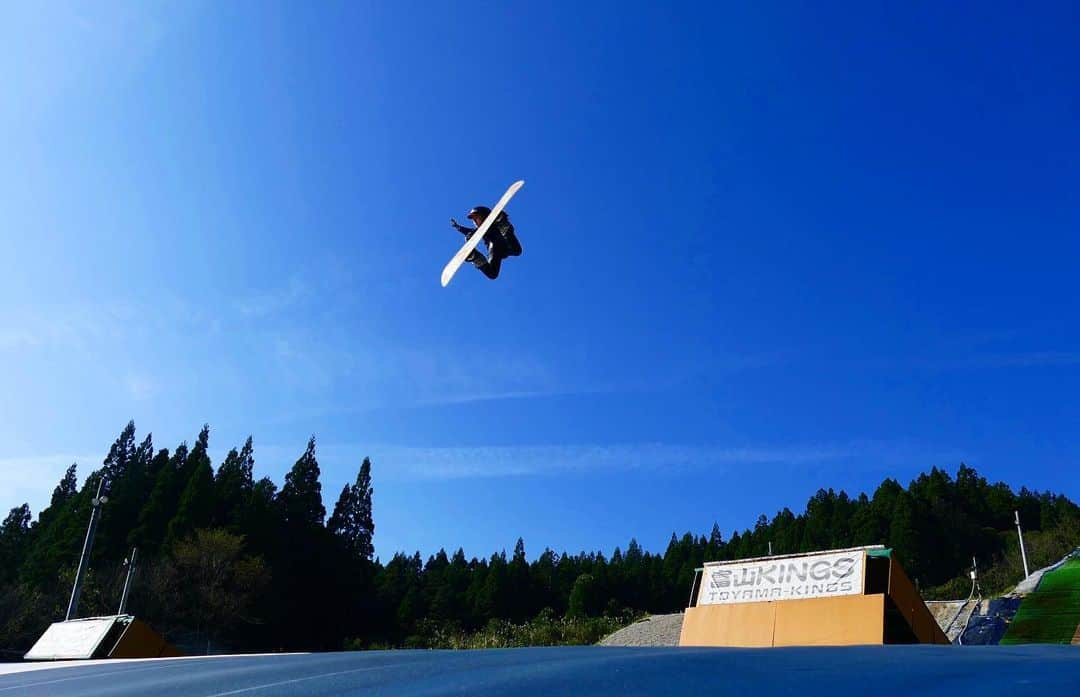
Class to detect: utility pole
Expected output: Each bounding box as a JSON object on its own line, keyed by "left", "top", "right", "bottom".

{"left": 1014, "top": 510, "right": 1030, "bottom": 579}
{"left": 66, "top": 478, "right": 108, "bottom": 621}
{"left": 117, "top": 548, "right": 138, "bottom": 616}
{"left": 768, "top": 541, "right": 773, "bottom": 556}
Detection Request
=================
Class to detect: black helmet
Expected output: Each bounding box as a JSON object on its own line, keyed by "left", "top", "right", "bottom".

{"left": 467, "top": 206, "right": 491, "bottom": 220}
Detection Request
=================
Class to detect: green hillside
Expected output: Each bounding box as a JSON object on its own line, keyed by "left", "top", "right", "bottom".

{"left": 3, "top": 421, "right": 1079, "bottom": 652}
{"left": 1001, "top": 556, "right": 1080, "bottom": 645}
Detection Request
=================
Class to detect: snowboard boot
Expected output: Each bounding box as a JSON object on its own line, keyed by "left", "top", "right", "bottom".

{"left": 466, "top": 250, "right": 488, "bottom": 268}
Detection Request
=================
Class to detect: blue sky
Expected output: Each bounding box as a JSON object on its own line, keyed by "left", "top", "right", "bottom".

{"left": 2, "top": 1, "right": 1078, "bottom": 561}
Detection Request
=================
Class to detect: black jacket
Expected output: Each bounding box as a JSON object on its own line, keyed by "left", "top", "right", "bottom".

{"left": 455, "top": 212, "right": 518, "bottom": 253}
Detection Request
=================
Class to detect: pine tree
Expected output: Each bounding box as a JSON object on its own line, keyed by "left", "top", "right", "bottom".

{"left": 327, "top": 484, "right": 351, "bottom": 536}
{"left": 101, "top": 427, "right": 154, "bottom": 559}
{"left": 240, "top": 477, "right": 281, "bottom": 558}
{"left": 102, "top": 421, "right": 137, "bottom": 485}
{"left": 376, "top": 552, "right": 414, "bottom": 636}
{"left": 51, "top": 465, "right": 79, "bottom": 509}
{"left": 888, "top": 490, "right": 919, "bottom": 577}
{"left": 849, "top": 493, "right": 880, "bottom": 545}
{"left": 216, "top": 437, "right": 255, "bottom": 529}
{"left": 443, "top": 548, "right": 472, "bottom": 627}
{"left": 0, "top": 504, "right": 32, "bottom": 584}
{"left": 530, "top": 548, "right": 558, "bottom": 615}
{"left": 279, "top": 436, "right": 325, "bottom": 529}
{"left": 955, "top": 463, "right": 991, "bottom": 521}
{"left": 38, "top": 464, "right": 80, "bottom": 529}
{"left": 424, "top": 549, "right": 454, "bottom": 623}
{"left": 751, "top": 514, "right": 770, "bottom": 555}
{"left": 477, "top": 551, "right": 510, "bottom": 619}
{"left": 508, "top": 537, "right": 531, "bottom": 620}
{"left": 661, "top": 532, "right": 685, "bottom": 608}
{"left": 353, "top": 458, "right": 374, "bottom": 559}
{"left": 147, "top": 447, "right": 170, "bottom": 482}
{"left": 800, "top": 488, "right": 836, "bottom": 551}
{"left": 167, "top": 453, "right": 216, "bottom": 546}
{"left": 131, "top": 444, "right": 185, "bottom": 553}
{"left": 393, "top": 551, "right": 425, "bottom": 632}
{"left": 137, "top": 429, "right": 203, "bottom": 551}
{"left": 327, "top": 458, "right": 375, "bottom": 560}
{"left": 270, "top": 437, "right": 334, "bottom": 649}
{"left": 727, "top": 530, "right": 742, "bottom": 559}
{"left": 771, "top": 508, "right": 801, "bottom": 556}
{"left": 830, "top": 491, "right": 855, "bottom": 548}
{"left": 706, "top": 522, "right": 723, "bottom": 559}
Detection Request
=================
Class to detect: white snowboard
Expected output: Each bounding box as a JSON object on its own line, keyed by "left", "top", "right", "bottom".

{"left": 441, "top": 179, "right": 524, "bottom": 287}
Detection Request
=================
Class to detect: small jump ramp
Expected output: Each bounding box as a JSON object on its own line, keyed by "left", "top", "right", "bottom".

{"left": 24, "top": 615, "right": 182, "bottom": 661}
{"left": 679, "top": 546, "right": 949, "bottom": 647}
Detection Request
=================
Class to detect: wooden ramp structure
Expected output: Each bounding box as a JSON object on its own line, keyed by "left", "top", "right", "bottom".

{"left": 24, "top": 615, "right": 182, "bottom": 661}
{"left": 680, "top": 546, "right": 949, "bottom": 647}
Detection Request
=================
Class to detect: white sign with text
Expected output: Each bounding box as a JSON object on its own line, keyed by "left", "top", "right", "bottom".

{"left": 697, "top": 550, "right": 865, "bottom": 605}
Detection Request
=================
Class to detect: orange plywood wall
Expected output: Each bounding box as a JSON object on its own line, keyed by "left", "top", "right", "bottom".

{"left": 773, "top": 594, "right": 885, "bottom": 646}
{"left": 680, "top": 603, "right": 776, "bottom": 647}
{"left": 887, "top": 559, "right": 950, "bottom": 645}
{"left": 680, "top": 595, "right": 886, "bottom": 647}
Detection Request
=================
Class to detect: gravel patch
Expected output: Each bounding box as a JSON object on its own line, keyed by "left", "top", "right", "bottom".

{"left": 598, "top": 613, "right": 684, "bottom": 647}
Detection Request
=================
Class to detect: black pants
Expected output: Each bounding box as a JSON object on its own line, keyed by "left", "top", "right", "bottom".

{"left": 475, "top": 230, "right": 522, "bottom": 279}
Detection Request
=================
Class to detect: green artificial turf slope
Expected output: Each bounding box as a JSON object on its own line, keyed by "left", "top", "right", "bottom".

{"left": 1001, "top": 558, "right": 1080, "bottom": 645}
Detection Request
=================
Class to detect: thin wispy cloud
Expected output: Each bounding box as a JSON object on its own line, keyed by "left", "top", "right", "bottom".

{"left": 308, "top": 439, "right": 970, "bottom": 482}
{"left": 258, "top": 332, "right": 576, "bottom": 408}
{"left": 2, "top": 278, "right": 782, "bottom": 420}
{"left": 409, "top": 386, "right": 610, "bottom": 407}
{"left": 0, "top": 295, "right": 583, "bottom": 411}
{"left": 0, "top": 302, "right": 133, "bottom": 353}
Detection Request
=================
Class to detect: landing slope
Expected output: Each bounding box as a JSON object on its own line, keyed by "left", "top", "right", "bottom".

{"left": 1002, "top": 557, "right": 1080, "bottom": 645}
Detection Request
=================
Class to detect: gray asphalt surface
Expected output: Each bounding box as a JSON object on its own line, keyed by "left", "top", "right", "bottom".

{"left": 1, "top": 645, "right": 1078, "bottom": 696}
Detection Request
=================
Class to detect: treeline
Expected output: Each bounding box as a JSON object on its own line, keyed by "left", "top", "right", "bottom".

{"left": 2, "top": 422, "right": 1079, "bottom": 654}
{"left": 0, "top": 422, "right": 375, "bottom": 654}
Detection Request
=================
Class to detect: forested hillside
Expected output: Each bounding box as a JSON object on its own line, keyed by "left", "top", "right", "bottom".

{"left": 1, "top": 422, "right": 1077, "bottom": 654}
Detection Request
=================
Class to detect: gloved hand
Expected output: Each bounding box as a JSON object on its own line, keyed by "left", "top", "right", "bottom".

{"left": 450, "top": 218, "right": 468, "bottom": 232}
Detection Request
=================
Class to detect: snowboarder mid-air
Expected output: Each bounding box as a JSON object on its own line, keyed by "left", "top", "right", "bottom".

{"left": 450, "top": 205, "right": 522, "bottom": 280}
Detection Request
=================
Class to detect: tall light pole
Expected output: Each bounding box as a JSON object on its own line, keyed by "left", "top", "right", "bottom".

{"left": 66, "top": 478, "right": 108, "bottom": 621}
{"left": 117, "top": 548, "right": 138, "bottom": 616}
{"left": 1014, "top": 510, "right": 1030, "bottom": 579}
